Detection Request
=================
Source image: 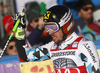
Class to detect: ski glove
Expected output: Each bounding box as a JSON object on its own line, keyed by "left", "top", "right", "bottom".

{"left": 13, "top": 8, "right": 27, "bottom": 40}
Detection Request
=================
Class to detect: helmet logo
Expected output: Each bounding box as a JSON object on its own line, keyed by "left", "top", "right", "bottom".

{"left": 44, "top": 11, "right": 51, "bottom": 19}
{"left": 59, "top": 9, "right": 72, "bottom": 27}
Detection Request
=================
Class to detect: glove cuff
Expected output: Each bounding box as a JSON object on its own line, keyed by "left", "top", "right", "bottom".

{"left": 15, "top": 28, "right": 25, "bottom": 40}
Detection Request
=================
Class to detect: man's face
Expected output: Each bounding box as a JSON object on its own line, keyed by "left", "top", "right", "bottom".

{"left": 30, "top": 18, "right": 39, "bottom": 29}
{"left": 49, "top": 29, "right": 63, "bottom": 44}
{"left": 6, "top": 41, "right": 17, "bottom": 55}
{"left": 78, "top": 4, "right": 93, "bottom": 20}
{"left": 29, "top": 16, "right": 44, "bottom": 29}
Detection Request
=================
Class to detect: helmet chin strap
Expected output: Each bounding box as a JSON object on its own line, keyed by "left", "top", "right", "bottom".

{"left": 61, "top": 27, "right": 67, "bottom": 42}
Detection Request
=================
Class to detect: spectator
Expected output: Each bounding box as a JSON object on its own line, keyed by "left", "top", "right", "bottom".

{"left": 0, "top": 35, "right": 17, "bottom": 55}
{"left": 25, "top": 1, "right": 52, "bottom": 48}
{"left": 57, "top": 0, "right": 100, "bottom": 19}
{"left": 79, "top": 6, "right": 100, "bottom": 41}
{"left": 73, "top": 0, "right": 95, "bottom": 33}
{"left": 25, "top": 1, "right": 45, "bottom": 37}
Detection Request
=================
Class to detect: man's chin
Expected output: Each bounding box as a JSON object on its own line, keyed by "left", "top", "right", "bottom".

{"left": 54, "top": 40, "right": 61, "bottom": 44}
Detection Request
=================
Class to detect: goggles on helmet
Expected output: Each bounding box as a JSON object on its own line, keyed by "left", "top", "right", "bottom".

{"left": 44, "top": 22, "right": 59, "bottom": 33}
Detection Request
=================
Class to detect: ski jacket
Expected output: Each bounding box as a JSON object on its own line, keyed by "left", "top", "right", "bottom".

{"left": 16, "top": 32, "right": 100, "bottom": 73}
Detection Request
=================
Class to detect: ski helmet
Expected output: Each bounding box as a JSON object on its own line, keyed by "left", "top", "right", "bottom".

{"left": 43, "top": 5, "right": 74, "bottom": 34}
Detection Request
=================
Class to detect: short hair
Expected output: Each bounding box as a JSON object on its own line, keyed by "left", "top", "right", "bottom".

{"left": 76, "top": 0, "right": 94, "bottom": 12}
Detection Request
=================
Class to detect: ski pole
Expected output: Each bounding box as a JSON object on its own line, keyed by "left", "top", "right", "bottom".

{"left": 0, "top": 6, "right": 24, "bottom": 59}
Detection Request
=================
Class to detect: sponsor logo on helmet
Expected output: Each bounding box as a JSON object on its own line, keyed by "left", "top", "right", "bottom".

{"left": 44, "top": 11, "right": 51, "bottom": 19}
{"left": 59, "top": 9, "right": 72, "bottom": 27}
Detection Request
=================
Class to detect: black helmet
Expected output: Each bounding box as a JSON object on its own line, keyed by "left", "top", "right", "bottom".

{"left": 43, "top": 5, "right": 74, "bottom": 34}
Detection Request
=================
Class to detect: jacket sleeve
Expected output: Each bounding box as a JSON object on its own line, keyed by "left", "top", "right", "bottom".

{"left": 27, "top": 26, "right": 44, "bottom": 46}
{"left": 16, "top": 39, "right": 28, "bottom": 62}
{"left": 25, "top": 41, "right": 54, "bottom": 62}
{"left": 78, "top": 39, "right": 100, "bottom": 73}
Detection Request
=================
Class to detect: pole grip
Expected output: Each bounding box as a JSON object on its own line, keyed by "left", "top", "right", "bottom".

{"left": 9, "top": 19, "right": 20, "bottom": 40}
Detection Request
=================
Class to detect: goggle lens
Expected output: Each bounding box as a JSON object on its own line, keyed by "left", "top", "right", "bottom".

{"left": 45, "top": 23, "right": 59, "bottom": 33}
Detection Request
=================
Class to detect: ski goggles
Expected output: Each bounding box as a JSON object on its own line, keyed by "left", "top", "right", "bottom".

{"left": 44, "top": 22, "right": 59, "bottom": 33}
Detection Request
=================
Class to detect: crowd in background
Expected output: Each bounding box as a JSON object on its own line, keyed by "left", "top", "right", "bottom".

{"left": 0, "top": 0, "right": 100, "bottom": 58}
